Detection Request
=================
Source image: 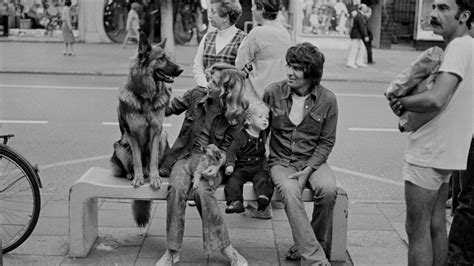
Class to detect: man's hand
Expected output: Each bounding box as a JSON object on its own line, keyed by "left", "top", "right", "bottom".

{"left": 389, "top": 96, "right": 405, "bottom": 117}
{"left": 225, "top": 166, "right": 234, "bottom": 176}
{"left": 202, "top": 165, "right": 219, "bottom": 178}
{"left": 364, "top": 36, "right": 369, "bottom": 42}
{"left": 288, "top": 167, "right": 313, "bottom": 189}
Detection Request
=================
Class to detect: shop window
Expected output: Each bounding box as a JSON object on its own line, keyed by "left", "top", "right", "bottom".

{"left": 8, "top": 0, "right": 78, "bottom": 37}
{"left": 301, "top": 0, "right": 356, "bottom": 37}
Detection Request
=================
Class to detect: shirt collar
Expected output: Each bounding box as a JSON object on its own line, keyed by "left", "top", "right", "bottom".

{"left": 216, "top": 25, "right": 238, "bottom": 38}
{"left": 281, "top": 82, "right": 319, "bottom": 100}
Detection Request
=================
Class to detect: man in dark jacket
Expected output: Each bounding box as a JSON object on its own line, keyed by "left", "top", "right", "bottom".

{"left": 346, "top": 6, "right": 369, "bottom": 68}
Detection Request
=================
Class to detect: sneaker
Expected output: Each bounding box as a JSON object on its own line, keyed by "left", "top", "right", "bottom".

{"left": 257, "top": 195, "right": 270, "bottom": 211}
{"left": 346, "top": 64, "right": 357, "bottom": 68}
{"left": 222, "top": 246, "right": 248, "bottom": 266}
{"left": 225, "top": 200, "right": 245, "bottom": 213}
{"left": 155, "top": 249, "right": 180, "bottom": 266}
{"left": 356, "top": 63, "right": 368, "bottom": 67}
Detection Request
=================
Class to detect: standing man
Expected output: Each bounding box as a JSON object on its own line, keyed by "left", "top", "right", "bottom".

{"left": 448, "top": 14, "right": 474, "bottom": 266}
{"left": 346, "top": 5, "right": 369, "bottom": 68}
{"left": 388, "top": 0, "right": 473, "bottom": 265}
{"left": 263, "top": 42, "right": 338, "bottom": 265}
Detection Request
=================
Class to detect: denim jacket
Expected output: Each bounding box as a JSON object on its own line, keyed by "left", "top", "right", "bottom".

{"left": 161, "top": 86, "right": 239, "bottom": 172}
{"left": 263, "top": 80, "right": 338, "bottom": 171}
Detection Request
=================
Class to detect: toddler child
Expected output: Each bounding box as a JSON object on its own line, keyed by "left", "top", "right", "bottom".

{"left": 224, "top": 101, "right": 274, "bottom": 214}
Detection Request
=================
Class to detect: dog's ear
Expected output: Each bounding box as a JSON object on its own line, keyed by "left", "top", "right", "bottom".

{"left": 138, "top": 32, "right": 151, "bottom": 61}
{"left": 157, "top": 38, "right": 167, "bottom": 50}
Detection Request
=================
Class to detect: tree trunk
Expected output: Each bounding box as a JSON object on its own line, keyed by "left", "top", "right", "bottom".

{"left": 160, "top": 0, "right": 175, "bottom": 59}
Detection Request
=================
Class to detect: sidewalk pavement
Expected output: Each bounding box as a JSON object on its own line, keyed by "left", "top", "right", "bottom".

{"left": 1, "top": 40, "right": 453, "bottom": 265}
{"left": 0, "top": 41, "right": 423, "bottom": 83}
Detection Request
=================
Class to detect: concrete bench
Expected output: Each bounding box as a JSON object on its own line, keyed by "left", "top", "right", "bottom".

{"left": 69, "top": 167, "right": 348, "bottom": 261}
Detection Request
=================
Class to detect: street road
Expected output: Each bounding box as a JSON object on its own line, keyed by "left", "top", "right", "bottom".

{"left": 0, "top": 73, "right": 406, "bottom": 202}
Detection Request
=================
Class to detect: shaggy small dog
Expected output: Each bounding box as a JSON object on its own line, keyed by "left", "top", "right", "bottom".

{"left": 185, "top": 144, "right": 225, "bottom": 190}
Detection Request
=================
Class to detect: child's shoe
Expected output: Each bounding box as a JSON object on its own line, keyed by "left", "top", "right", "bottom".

{"left": 257, "top": 195, "right": 270, "bottom": 211}
{"left": 225, "top": 200, "right": 244, "bottom": 213}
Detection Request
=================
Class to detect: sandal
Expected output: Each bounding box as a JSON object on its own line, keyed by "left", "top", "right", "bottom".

{"left": 285, "top": 244, "right": 301, "bottom": 261}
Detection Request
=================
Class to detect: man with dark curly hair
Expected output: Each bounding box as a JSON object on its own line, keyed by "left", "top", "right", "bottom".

{"left": 263, "top": 42, "right": 338, "bottom": 265}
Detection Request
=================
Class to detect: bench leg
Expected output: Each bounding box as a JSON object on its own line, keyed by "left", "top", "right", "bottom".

{"left": 329, "top": 187, "right": 349, "bottom": 262}
{"left": 69, "top": 195, "right": 99, "bottom": 257}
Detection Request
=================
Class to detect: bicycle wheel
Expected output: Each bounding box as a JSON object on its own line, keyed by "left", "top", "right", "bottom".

{"left": 0, "top": 145, "right": 41, "bottom": 254}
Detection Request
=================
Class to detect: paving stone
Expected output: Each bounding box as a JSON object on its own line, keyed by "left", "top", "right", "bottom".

{"left": 40, "top": 199, "right": 68, "bottom": 217}
{"left": 348, "top": 214, "right": 393, "bottom": 231}
{"left": 98, "top": 226, "right": 146, "bottom": 246}
{"left": 348, "top": 203, "right": 382, "bottom": 215}
{"left": 32, "top": 217, "right": 68, "bottom": 236}
{"left": 98, "top": 209, "right": 138, "bottom": 227}
{"left": 61, "top": 246, "right": 140, "bottom": 265}
{"left": 272, "top": 220, "right": 293, "bottom": 239}
{"left": 6, "top": 235, "right": 68, "bottom": 256}
{"left": 148, "top": 217, "right": 202, "bottom": 237}
{"left": 347, "top": 230, "right": 406, "bottom": 248}
{"left": 2, "top": 254, "right": 64, "bottom": 266}
{"left": 224, "top": 213, "right": 273, "bottom": 229}
{"left": 348, "top": 246, "right": 407, "bottom": 265}
{"left": 229, "top": 228, "right": 275, "bottom": 248}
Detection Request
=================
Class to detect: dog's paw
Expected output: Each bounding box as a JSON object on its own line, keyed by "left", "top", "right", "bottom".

{"left": 149, "top": 175, "right": 162, "bottom": 190}
{"left": 131, "top": 175, "right": 145, "bottom": 187}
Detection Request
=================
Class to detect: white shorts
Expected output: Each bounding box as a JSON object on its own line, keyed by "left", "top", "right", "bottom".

{"left": 402, "top": 162, "right": 452, "bottom": 190}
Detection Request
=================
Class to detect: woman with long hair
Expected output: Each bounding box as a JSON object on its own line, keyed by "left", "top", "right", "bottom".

{"left": 156, "top": 62, "right": 248, "bottom": 266}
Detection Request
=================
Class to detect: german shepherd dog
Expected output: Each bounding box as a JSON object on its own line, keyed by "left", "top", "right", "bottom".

{"left": 110, "top": 32, "right": 183, "bottom": 227}
{"left": 186, "top": 144, "right": 225, "bottom": 190}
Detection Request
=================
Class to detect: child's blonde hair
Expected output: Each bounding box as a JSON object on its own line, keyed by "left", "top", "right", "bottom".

{"left": 244, "top": 101, "right": 269, "bottom": 125}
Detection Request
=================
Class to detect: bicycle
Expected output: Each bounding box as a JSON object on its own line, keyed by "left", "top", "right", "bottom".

{"left": 0, "top": 134, "right": 42, "bottom": 254}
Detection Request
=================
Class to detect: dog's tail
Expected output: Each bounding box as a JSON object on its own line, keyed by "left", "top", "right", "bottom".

{"left": 132, "top": 200, "right": 152, "bottom": 227}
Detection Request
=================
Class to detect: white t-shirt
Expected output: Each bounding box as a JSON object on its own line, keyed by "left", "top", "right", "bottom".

{"left": 289, "top": 94, "right": 307, "bottom": 126}
{"left": 405, "top": 35, "right": 473, "bottom": 170}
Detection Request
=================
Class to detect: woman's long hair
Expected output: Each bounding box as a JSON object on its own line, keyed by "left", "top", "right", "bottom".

{"left": 208, "top": 63, "right": 249, "bottom": 125}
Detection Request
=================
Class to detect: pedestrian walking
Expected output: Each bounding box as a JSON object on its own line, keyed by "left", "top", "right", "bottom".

{"left": 235, "top": 0, "right": 292, "bottom": 101}
{"left": 360, "top": 4, "right": 374, "bottom": 64}
{"left": 346, "top": 6, "right": 368, "bottom": 68}
{"left": 263, "top": 42, "right": 338, "bottom": 265}
{"left": 156, "top": 63, "right": 249, "bottom": 266}
{"left": 61, "top": 0, "right": 75, "bottom": 56}
{"left": 122, "top": 3, "right": 140, "bottom": 48}
{"left": 387, "top": 0, "right": 473, "bottom": 264}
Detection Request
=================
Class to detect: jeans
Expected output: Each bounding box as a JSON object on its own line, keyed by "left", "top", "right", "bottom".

{"left": 448, "top": 139, "right": 474, "bottom": 265}
{"left": 346, "top": 39, "right": 366, "bottom": 66}
{"left": 166, "top": 158, "right": 230, "bottom": 254}
{"left": 225, "top": 163, "right": 274, "bottom": 203}
{"left": 270, "top": 163, "right": 337, "bottom": 264}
